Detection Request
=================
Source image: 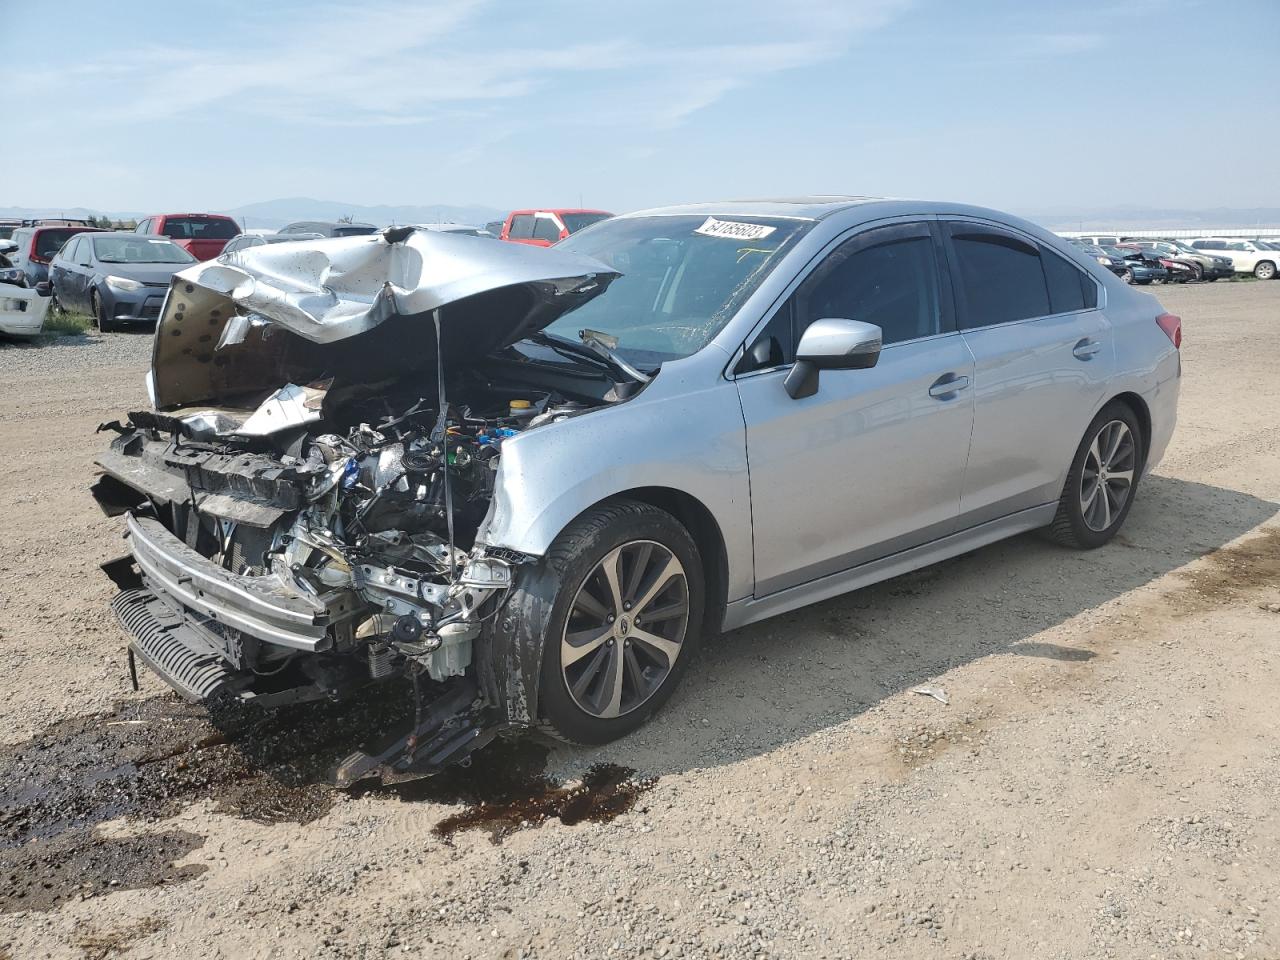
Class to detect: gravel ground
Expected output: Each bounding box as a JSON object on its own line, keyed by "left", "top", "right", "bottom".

{"left": 1, "top": 282, "right": 1278, "bottom": 959}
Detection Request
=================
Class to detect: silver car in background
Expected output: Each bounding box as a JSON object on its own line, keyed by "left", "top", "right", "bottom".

{"left": 94, "top": 199, "right": 1181, "bottom": 782}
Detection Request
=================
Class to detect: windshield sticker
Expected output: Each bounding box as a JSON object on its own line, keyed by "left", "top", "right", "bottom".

{"left": 694, "top": 217, "right": 776, "bottom": 241}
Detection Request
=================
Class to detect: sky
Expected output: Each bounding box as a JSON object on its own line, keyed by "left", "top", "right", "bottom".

{"left": 5, "top": 0, "right": 1279, "bottom": 217}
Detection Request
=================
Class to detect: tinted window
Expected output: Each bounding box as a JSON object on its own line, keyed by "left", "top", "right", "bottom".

{"left": 561, "top": 212, "right": 611, "bottom": 233}
{"left": 59, "top": 237, "right": 80, "bottom": 262}
{"left": 1042, "top": 248, "right": 1093, "bottom": 313}
{"left": 34, "top": 229, "right": 83, "bottom": 261}
{"left": 797, "top": 234, "right": 940, "bottom": 347}
{"left": 333, "top": 225, "right": 378, "bottom": 237}
{"left": 949, "top": 228, "right": 1049, "bottom": 327}
{"left": 532, "top": 216, "right": 562, "bottom": 242}
{"left": 507, "top": 215, "right": 536, "bottom": 240}
{"left": 160, "top": 217, "right": 239, "bottom": 240}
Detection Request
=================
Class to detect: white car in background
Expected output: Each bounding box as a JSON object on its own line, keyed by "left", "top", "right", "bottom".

{"left": 1188, "top": 238, "right": 1278, "bottom": 279}
{"left": 0, "top": 239, "right": 53, "bottom": 335}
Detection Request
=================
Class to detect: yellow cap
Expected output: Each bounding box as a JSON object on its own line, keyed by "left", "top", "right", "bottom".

{"left": 509, "top": 399, "right": 532, "bottom": 410}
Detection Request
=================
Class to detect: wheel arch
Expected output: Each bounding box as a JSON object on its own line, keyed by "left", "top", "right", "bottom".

{"left": 602, "top": 486, "right": 730, "bottom": 637}
{"left": 1108, "top": 390, "right": 1152, "bottom": 463}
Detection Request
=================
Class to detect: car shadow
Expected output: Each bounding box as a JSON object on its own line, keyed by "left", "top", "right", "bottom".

{"left": 557, "top": 474, "right": 1279, "bottom": 778}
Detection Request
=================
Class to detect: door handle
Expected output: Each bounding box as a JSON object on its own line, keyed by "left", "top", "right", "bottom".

{"left": 928, "top": 373, "right": 970, "bottom": 398}
{"left": 1073, "top": 338, "right": 1102, "bottom": 360}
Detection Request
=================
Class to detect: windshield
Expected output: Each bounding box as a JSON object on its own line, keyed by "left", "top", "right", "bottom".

{"left": 546, "top": 214, "right": 810, "bottom": 364}
{"left": 560, "top": 212, "right": 612, "bottom": 234}
{"left": 93, "top": 237, "right": 196, "bottom": 264}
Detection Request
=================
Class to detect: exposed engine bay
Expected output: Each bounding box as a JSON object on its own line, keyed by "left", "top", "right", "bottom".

{"left": 93, "top": 227, "right": 625, "bottom": 783}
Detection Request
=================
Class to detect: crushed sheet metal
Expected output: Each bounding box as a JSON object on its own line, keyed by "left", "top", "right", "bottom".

{"left": 176, "top": 228, "right": 618, "bottom": 345}
{"left": 235, "top": 380, "right": 329, "bottom": 436}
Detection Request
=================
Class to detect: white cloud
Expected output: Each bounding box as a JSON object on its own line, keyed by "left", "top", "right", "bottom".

{"left": 32, "top": 0, "right": 912, "bottom": 131}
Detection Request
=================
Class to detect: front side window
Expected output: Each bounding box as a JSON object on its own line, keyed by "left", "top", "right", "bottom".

{"left": 532, "top": 216, "right": 562, "bottom": 243}
{"left": 948, "top": 226, "right": 1050, "bottom": 328}
{"left": 738, "top": 222, "right": 941, "bottom": 373}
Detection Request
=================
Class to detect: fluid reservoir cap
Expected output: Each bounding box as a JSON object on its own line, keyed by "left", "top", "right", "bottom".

{"left": 509, "top": 399, "right": 535, "bottom": 418}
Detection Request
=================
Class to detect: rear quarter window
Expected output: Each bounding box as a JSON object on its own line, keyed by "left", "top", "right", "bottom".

{"left": 1041, "top": 247, "right": 1095, "bottom": 313}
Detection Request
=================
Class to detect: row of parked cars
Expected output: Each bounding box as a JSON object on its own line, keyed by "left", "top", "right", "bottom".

{"left": 1065, "top": 235, "right": 1280, "bottom": 283}
{"left": 0, "top": 207, "right": 614, "bottom": 334}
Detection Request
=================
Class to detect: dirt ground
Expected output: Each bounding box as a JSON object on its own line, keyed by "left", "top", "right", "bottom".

{"left": 0, "top": 281, "right": 1277, "bottom": 960}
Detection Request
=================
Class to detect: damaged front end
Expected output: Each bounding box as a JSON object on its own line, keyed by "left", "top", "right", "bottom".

{"left": 93, "top": 228, "right": 618, "bottom": 784}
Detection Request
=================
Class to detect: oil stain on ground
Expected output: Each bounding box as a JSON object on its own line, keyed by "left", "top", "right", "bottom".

{"left": 1, "top": 688, "right": 657, "bottom": 912}
{"left": 368, "top": 741, "right": 656, "bottom": 844}
{"left": 1172, "top": 525, "right": 1280, "bottom": 612}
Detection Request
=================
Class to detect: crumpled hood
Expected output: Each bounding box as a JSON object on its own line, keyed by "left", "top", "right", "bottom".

{"left": 149, "top": 227, "right": 618, "bottom": 410}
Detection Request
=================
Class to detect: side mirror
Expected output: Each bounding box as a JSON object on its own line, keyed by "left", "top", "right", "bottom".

{"left": 783, "top": 318, "right": 882, "bottom": 400}
{"left": 34, "top": 281, "right": 53, "bottom": 297}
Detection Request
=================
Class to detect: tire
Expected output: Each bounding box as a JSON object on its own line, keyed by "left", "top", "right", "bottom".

{"left": 1045, "top": 401, "right": 1145, "bottom": 550}
{"left": 1254, "top": 261, "right": 1276, "bottom": 281}
{"left": 91, "top": 290, "right": 114, "bottom": 333}
{"left": 1189, "top": 263, "right": 1203, "bottom": 283}
{"left": 1120, "top": 267, "right": 1135, "bottom": 284}
{"left": 524, "top": 499, "right": 705, "bottom": 745}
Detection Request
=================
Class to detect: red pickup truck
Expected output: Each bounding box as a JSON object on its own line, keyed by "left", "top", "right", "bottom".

{"left": 134, "top": 213, "right": 241, "bottom": 260}
{"left": 500, "top": 208, "right": 612, "bottom": 247}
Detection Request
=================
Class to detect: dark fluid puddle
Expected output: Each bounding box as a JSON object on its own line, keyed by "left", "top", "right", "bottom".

{"left": 0, "top": 689, "right": 658, "bottom": 911}
{"left": 365, "top": 739, "right": 657, "bottom": 843}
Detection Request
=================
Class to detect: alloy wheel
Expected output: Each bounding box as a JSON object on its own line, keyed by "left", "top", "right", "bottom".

{"left": 561, "top": 539, "right": 690, "bottom": 719}
{"left": 1121, "top": 268, "right": 1134, "bottom": 284}
{"left": 1079, "top": 420, "right": 1137, "bottom": 532}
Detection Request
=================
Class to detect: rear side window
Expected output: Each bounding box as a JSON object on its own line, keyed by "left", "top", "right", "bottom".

{"left": 160, "top": 217, "right": 239, "bottom": 240}
{"left": 948, "top": 227, "right": 1049, "bottom": 328}
{"left": 1041, "top": 248, "right": 1095, "bottom": 312}
{"left": 507, "top": 215, "right": 535, "bottom": 240}
{"left": 60, "top": 237, "right": 81, "bottom": 261}
{"left": 532, "top": 216, "right": 562, "bottom": 243}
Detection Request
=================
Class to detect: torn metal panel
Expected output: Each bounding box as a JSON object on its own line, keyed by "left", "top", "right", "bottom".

{"left": 150, "top": 228, "right": 617, "bottom": 409}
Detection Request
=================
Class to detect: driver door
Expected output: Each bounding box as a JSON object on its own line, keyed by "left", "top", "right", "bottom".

{"left": 735, "top": 221, "right": 975, "bottom": 596}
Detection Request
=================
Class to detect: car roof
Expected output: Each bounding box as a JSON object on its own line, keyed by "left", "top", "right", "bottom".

{"left": 613, "top": 197, "right": 1064, "bottom": 229}
{"left": 91, "top": 231, "right": 174, "bottom": 240}
{"left": 509, "top": 208, "right": 612, "bottom": 216}
{"left": 147, "top": 213, "right": 237, "bottom": 219}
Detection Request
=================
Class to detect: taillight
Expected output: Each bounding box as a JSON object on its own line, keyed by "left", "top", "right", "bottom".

{"left": 28, "top": 234, "right": 43, "bottom": 264}
{"left": 1156, "top": 312, "right": 1181, "bottom": 349}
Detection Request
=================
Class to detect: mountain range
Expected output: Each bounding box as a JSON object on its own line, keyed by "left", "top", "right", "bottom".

{"left": 4, "top": 199, "right": 1279, "bottom": 233}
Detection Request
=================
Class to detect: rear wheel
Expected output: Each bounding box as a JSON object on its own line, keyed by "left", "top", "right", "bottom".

{"left": 1254, "top": 261, "right": 1276, "bottom": 280}
{"left": 523, "top": 499, "right": 705, "bottom": 745}
{"left": 1045, "top": 402, "right": 1144, "bottom": 550}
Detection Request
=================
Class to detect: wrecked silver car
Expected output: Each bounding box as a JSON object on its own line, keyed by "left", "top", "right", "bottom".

{"left": 96, "top": 200, "right": 1179, "bottom": 784}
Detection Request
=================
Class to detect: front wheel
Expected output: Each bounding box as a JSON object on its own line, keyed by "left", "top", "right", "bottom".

{"left": 1120, "top": 267, "right": 1135, "bottom": 284}
{"left": 1045, "top": 402, "right": 1144, "bottom": 550}
{"left": 91, "top": 290, "right": 114, "bottom": 333}
{"left": 523, "top": 499, "right": 705, "bottom": 745}
{"left": 1254, "top": 261, "right": 1276, "bottom": 280}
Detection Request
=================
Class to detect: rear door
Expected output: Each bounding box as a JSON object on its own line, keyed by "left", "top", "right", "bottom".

{"left": 736, "top": 219, "right": 976, "bottom": 595}
{"left": 942, "top": 221, "right": 1113, "bottom": 527}
{"left": 49, "top": 236, "right": 79, "bottom": 304}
